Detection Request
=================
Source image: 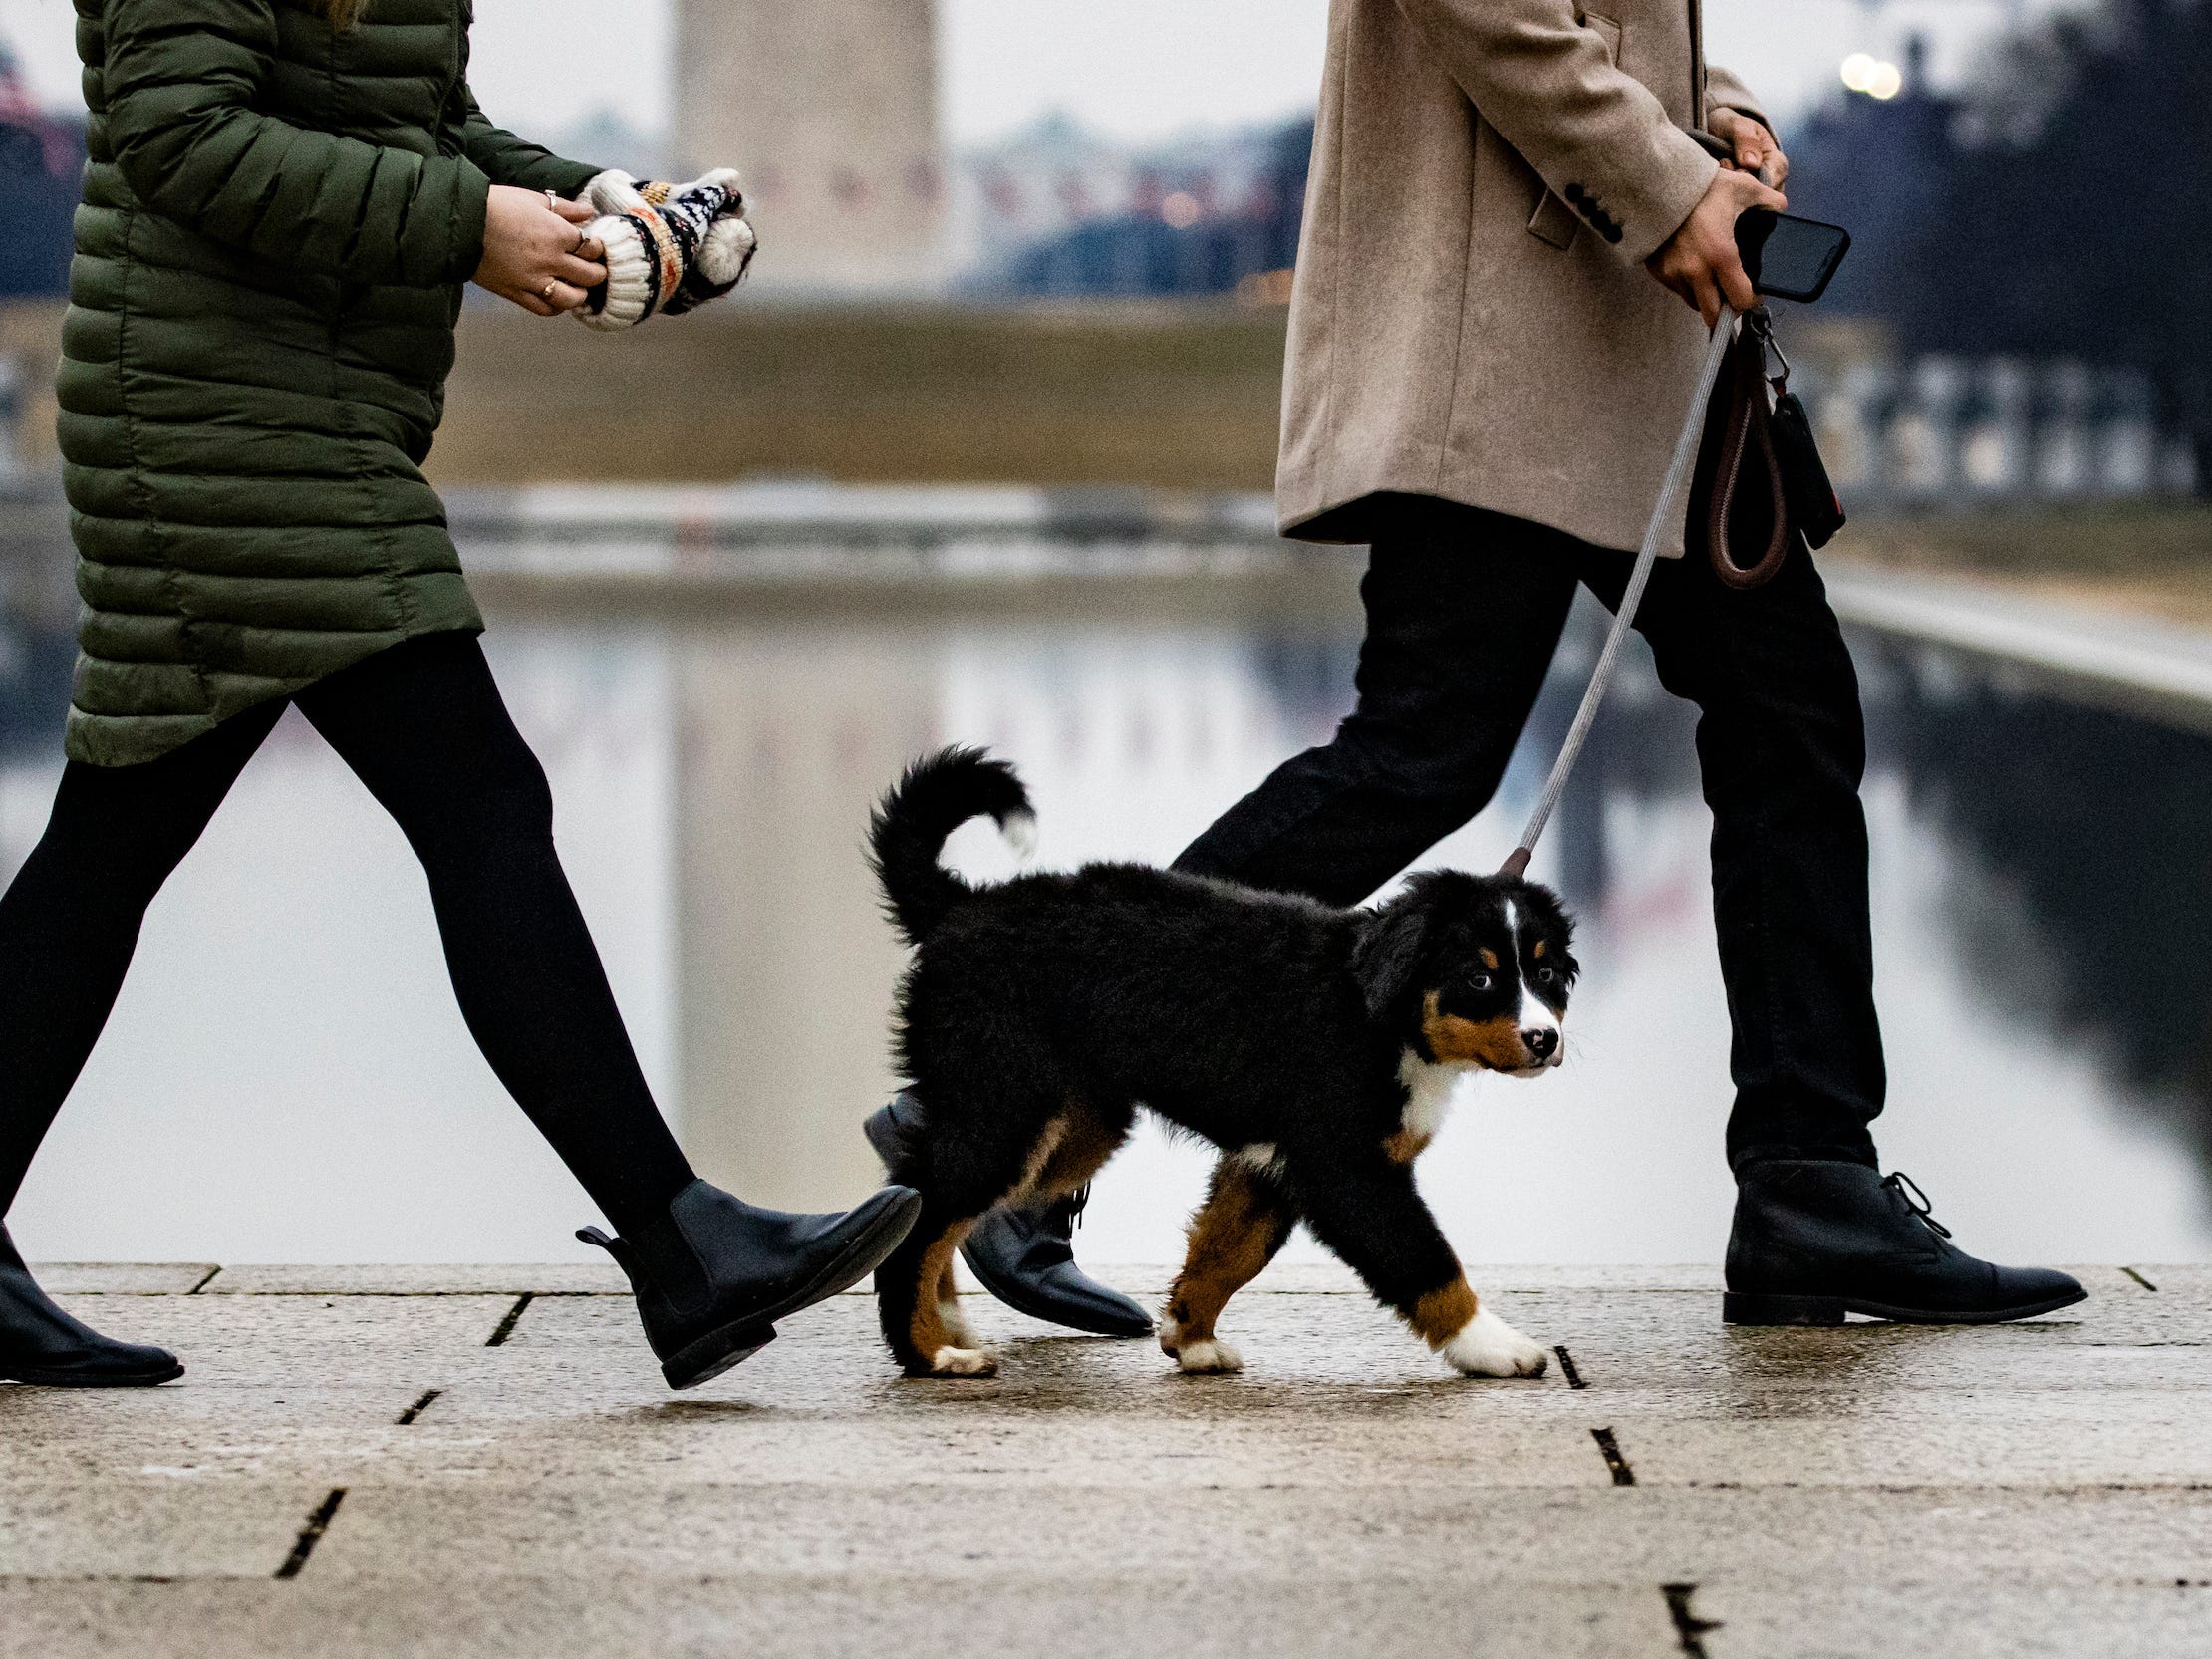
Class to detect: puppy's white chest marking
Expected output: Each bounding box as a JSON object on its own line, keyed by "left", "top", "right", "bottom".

{"left": 1397, "top": 1047, "right": 1468, "bottom": 1146}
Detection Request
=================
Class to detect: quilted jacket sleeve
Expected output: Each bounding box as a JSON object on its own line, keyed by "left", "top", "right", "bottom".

{"left": 1392, "top": 0, "right": 1718, "bottom": 264}
{"left": 101, "top": 0, "right": 491, "bottom": 286}
{"left": 453, "top": 86, "right": 600, "bottom": 198}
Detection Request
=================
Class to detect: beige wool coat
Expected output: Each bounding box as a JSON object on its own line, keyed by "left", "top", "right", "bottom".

{"left": 1277, "top": 0, "right": 1769, "bottom": 555}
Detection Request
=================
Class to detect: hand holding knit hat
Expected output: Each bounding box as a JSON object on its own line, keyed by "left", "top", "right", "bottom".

{"left": 573, "top": 168, "right": 757, "bottom": 330}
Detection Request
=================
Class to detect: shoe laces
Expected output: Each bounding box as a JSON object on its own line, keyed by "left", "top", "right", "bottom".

{"left": 1884, "top": 1171, "right": 1953, "bottom": 1239}
{"left": 1064, "top": 1184, "right": 1090, "bottom": 1229}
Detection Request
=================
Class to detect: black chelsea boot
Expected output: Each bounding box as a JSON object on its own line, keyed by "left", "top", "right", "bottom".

{"left": 0, "top": 1224, "right": 183, "bottom": 1386}
{"left": 1725, "top": 1160, "right": 2086, "bottom": 1325}
{"left": 864, "top": 1092, "right": 1154, "bottom": 1339}
{"left": 582, "top": 1179, "right": 921, "bottom": 1388}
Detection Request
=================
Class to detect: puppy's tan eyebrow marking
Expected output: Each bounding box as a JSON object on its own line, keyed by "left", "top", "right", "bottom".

{"left": 1532, "top": 940, "right": 1546, "bottom": 959}
{"left": 1480, "top": 948, "right": 1500, "bottom": 969}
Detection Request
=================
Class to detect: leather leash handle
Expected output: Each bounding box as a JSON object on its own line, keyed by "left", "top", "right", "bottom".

{"left": 1707, "top": 318, "right": 1791, "bottom": 590}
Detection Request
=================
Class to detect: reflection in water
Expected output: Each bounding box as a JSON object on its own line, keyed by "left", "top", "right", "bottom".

{"left": 0, "top": 566, "right": 2206, "bottom": 1265}
{"left": 1871, "top": 669, "right": 2212, "bottom": 1182}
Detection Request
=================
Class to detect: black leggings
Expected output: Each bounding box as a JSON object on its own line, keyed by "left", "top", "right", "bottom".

{"left": 0, "top": 631, "right": 695, "bottom": 1234}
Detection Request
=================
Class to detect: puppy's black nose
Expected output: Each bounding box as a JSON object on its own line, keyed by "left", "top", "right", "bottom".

{"left": 1522, "top": 1027, "right": 1558, "bottom": 1060}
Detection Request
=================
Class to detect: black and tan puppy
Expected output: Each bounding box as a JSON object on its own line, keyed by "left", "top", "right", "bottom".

{"left": 869, "top": 747, "right": 1576, "bottom": 1381}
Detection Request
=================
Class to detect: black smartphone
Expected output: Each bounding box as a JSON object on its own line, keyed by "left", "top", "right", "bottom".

{"left": 1734, "top": 208, "right": 1850, "bottom": 304}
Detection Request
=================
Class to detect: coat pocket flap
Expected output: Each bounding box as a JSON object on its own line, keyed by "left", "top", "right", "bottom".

{"left": 1579, "top": 11, "right": 1623, "bottom": 61}
{"left": 1528, "top": 190, "right": 1580, "bottom": 249}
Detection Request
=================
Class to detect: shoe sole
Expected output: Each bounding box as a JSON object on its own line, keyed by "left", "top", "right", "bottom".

{"left": 957, "top": 1243, "right": 1156, "bottom": 1339}
{"left": 1723, "top": 1287, "right": 2089, "bottom": 1326}
{"left": 0, "top": 1360, "right": 185, "bottom": 1387}
{"left": 662, "top": 1190, "right": 925, "bottom": 1390}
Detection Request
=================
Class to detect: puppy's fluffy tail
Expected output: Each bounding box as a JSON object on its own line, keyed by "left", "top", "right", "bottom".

{"left": 869, "top": 746, "right": 1035, "bottom": 946}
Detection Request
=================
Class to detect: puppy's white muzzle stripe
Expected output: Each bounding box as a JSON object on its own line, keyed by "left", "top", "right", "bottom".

{"left": 1517, "top": 982, "right": 1558, "bottom": 1036}
{"left": 1517, "top": 979, "right": 1562, "bottom": 1069}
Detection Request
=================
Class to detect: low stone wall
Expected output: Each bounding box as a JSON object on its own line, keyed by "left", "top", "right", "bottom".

{"left": 429, "top": 298, "right": 1289, "bottom": 492}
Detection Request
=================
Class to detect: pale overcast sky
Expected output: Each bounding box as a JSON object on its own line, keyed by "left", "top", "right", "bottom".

{"left": 0, "top": 0, "right": 2050, "bottom": 143}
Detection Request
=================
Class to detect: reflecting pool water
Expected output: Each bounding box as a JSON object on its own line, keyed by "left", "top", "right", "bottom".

{"left": 4, "top": 560, "right": 2209, "bottom": 1266}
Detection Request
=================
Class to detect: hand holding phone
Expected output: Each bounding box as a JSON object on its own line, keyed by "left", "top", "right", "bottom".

{"left": 1647, "top": 164, "right": 1789, "bottom": 327}
{"left": 1685, "top": 126, "right": 1851, "bottom": 305}
{"left": 1733, "top": 209, "right": 1851, "bottom": 304}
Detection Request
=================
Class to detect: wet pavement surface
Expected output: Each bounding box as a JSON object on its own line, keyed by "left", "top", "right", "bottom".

{"left": 2, "top": 1262, "right": 2206, "bottom": 1657}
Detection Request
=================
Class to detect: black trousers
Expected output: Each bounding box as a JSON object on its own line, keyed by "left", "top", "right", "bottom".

{"left": 1175, "top": 497, "right": 1885, "bottom": 1170}
{"left": 0, "top": 632, "right": 696, "bottom": 1232}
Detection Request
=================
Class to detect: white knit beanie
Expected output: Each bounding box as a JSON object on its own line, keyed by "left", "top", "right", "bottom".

{"left": 575, "top": 169, "right": 757, "bottom": 330}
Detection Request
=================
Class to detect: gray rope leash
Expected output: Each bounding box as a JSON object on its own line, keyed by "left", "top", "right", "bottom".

{"left": 1499, "top": 306, "right": 1741, "bottom": 880}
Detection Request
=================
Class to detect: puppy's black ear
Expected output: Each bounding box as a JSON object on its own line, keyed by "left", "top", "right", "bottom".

{"left": 1351, "top": 906, "right": 1426, "bottom": 1022}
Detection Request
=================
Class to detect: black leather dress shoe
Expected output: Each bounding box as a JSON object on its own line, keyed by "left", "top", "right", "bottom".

{"left": 1725, "top": 1161, "right": 2086, "bottom": 1325}
{"left": 581, "top": 1179, "right": 921, "bottom": 1388}
{"left": 0, "top": 1225, "right": 183, "bottom": 1386}
{"left": 865, "top": 1093, "right": 1154, "bottom": 1339}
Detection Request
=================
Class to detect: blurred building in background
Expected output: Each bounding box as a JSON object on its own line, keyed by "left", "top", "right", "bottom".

{"left": 0, "top": 43, "right": 83, "bottom": 303}
{"left": 1785, "top": 4, "right": 2212, "bottom": 491}
{"left": 674, "top": 0, "right": 947, "bottom": 296}
{"left": 0, "top": 4, "right": 2204, "bottom": 506}
{"left": 1781, "top": 28, "right": 2195, "bottom": 503}
{"left": 546, "top": 109, "right": 674, "bottom": 190}
{"left": 950, "top": 114, "right": 1310, "bottom": 301}
{"left": 1782, "top": 36, "right": 1955, "bottom": 326}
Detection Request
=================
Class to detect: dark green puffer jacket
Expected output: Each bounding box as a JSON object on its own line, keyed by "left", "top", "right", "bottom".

{"left": 60, "top": 0, "right": 597, "bottom": 765}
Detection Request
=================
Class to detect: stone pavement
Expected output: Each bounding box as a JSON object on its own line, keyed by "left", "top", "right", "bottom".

{"left": 1, "top": 1261, "right": 2205, "bottom": 1658}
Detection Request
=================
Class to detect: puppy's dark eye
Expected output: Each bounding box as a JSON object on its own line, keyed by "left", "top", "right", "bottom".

{"left": 1536, "top": 967, "right": 1558, "bottom": 984}
{"left": 1470, "top": 973, "right": 1492, "bottom": 992}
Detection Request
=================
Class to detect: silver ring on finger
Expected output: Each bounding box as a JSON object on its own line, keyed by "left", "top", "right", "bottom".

{"left": 545, "top": 189, "right": 560, "bottom": 212}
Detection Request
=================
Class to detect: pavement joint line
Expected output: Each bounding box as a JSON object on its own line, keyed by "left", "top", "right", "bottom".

{"left": 273, "top": 1489, "right": 346, "bottom": 1581}
{"left": 184, "top": 1266, "right": 221, "bottom": 1294}
{"left": 1552, "top": 1345, "right": 1588, "bottom": 1389}
{"left": 2121, "top": 1267, "right": 2160, "bottom": 1292}
{"left": 0, "top": 1575, "right": 184, "bottom": 1586}
{"left": 485, "top": 1293, "right": 535, "bottom": 1347}
{"left": 1660, "top": 1583, "right": 1721, "bottom": 1657}
{"left": 1590, "top": 1427, "right": 1636, "bottom": 1487}
{"left": 206, "top": 1288, "right": 623, "bottom": 1297}
{"left": 395, "top": 1388, "right": 443, "bottom": 1426}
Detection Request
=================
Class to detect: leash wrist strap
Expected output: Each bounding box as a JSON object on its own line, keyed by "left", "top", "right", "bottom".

{"left": 1706, "top": 310, "right": 1793, "bottom": 589}
{"left": 1499, "top": 306, "right": 1741, "bottom": 880}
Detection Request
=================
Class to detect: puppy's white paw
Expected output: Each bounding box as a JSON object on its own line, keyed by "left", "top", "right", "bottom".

{"left": 930, "top": 1346, "right": 999, "bottom": 1378}
{"left": 1175, "top": 1338, "right": 1244, "bottom": 1375}
{"left": 1157, "top": 1310, "right": 1183, "bottom": 1357}
{"left": 1441, "top": 1308, "right": 1549, "bottom": 1379}
{"left": 939, "top": 1298, "right": 979, "bottom": 1349}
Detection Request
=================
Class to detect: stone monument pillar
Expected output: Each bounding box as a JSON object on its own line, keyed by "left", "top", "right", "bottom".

{"left": 674, "top": 0, "right": 946, "bottom": 296}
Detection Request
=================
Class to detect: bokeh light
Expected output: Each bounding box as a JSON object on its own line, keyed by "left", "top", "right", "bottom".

{"left": 1841, "top": 51, "right": 1904, "bottom": 99}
